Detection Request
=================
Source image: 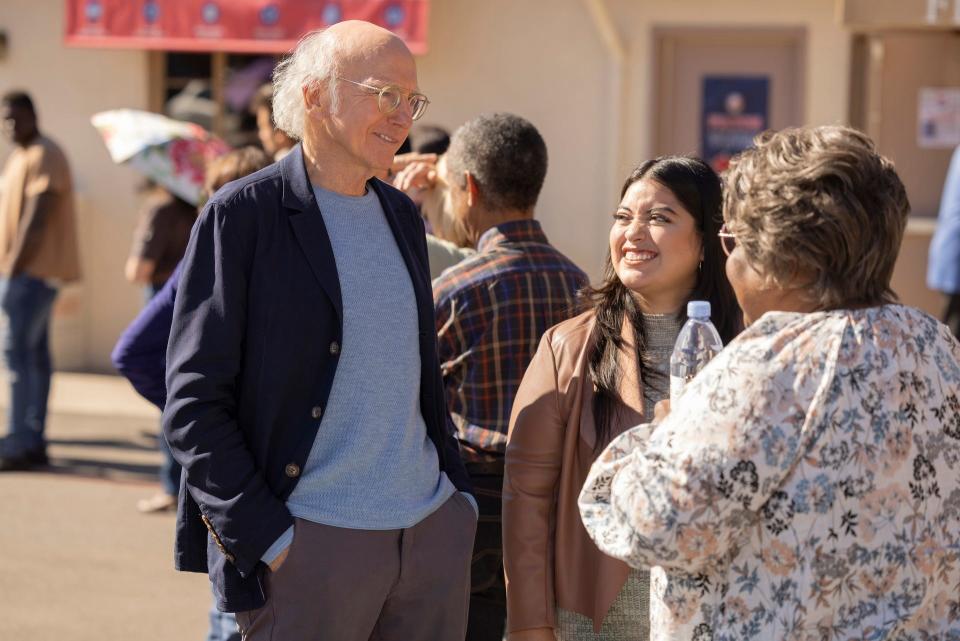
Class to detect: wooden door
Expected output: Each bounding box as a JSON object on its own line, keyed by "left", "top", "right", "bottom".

{"left": 654, "top": 28, "right": 806, "bottom": 160}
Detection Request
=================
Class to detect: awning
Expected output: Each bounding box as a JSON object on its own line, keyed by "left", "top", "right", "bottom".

{"left": 64, "top": 0, "right": 429, "bottom": 54}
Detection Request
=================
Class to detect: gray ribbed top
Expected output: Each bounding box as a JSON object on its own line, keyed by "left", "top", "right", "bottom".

{"left": 640, "top": 313, "right": 684, "bottom": 423}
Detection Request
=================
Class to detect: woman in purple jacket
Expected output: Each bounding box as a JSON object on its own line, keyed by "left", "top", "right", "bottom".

{"left": 111, "top": 146, "right": 269, "bottom": 641}
{"left": 112, "top": 147, "right": 270, "bottom": 511}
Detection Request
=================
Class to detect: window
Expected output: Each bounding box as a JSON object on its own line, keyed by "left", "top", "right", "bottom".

{"left": 150, "top": 51, "right": 277, "bottom": 147}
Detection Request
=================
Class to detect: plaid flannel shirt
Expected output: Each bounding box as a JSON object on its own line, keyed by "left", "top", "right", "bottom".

{"left": 433, "top": 219, "right": 589, "bottom": 453}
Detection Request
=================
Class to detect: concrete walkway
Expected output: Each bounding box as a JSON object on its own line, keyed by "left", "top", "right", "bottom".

{"left": 0, "top": 373, "right": 212, "bottom": 641}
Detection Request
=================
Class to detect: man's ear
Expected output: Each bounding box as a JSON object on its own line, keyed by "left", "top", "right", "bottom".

{"left": 302, "top": 81, "right": 327, "bottom": 120}
{"left": 464, "top": 171, "right": 479, "bottom": 208}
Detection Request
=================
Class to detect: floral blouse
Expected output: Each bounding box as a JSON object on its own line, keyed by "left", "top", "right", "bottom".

{"left": 579, "top": 305, "right": 960, "bottom": 641}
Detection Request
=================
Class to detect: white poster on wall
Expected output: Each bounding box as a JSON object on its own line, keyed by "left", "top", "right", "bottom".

{"left": 918, "top": 88, "right": 960, "bottom": 148}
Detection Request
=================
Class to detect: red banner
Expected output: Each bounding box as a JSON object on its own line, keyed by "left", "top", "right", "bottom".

{"left": 64, "top": 0, "right": 429, "bottom": 54}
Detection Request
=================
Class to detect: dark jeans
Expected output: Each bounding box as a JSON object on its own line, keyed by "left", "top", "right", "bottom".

{"left": 158, "top": 433, "right": 182, "bottom": 496}
{"left": 207, "top": 584, "right": 241, "bottom": 641}
{"left": 0, "top": 275, "right": 58, "bottom": 456}
{"left": 464, "top": 457, "right": 506, "bottom": 641}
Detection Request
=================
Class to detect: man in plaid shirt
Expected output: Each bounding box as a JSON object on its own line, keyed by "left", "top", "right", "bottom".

{"left": 431, "top": 113, "right": 588, "bottom": 641}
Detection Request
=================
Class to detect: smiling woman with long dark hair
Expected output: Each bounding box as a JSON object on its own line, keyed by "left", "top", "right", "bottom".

{"left": 580, "top": 126, "right": 960, "bottom": 641}
{"left": 585, "top": 157, "right": 740, "bottom": 447}
{"left": 501, "top": 156, "right": 740, "bottom": 641}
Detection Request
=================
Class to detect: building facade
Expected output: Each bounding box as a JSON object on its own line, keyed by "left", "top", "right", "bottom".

{"left": 0, "top": 0, "right": 956, "bottom": 370}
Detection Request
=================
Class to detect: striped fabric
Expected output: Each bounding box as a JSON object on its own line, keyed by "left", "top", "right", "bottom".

{"left": 433, "top": 219, "right": 589, "bottom": 453}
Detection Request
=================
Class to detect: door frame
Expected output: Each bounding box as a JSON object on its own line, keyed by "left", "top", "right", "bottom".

{"left": 652, "top": 26, "right": 808, "bottom": 156}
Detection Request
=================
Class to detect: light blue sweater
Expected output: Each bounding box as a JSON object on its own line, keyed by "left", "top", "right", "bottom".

{"left": 262, "top": 184, "right": 455, "bottom": 563}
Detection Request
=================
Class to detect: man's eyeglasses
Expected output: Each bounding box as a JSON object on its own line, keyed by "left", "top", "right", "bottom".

{"left": 336, "top": 77, "right": 430, "bottom": 121}
{"left": 718, "top": 224, "right": 738, "bottom": 257}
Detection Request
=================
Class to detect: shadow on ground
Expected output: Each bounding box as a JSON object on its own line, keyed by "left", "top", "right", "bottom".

{"left": 45, "top": 457, "right": 159, "bottom": 482}
{"left": 39, "top": 412, "right": 163, "bottom": 484}
{"left": 48, "top": 435, "right": 159, "bottom": 452}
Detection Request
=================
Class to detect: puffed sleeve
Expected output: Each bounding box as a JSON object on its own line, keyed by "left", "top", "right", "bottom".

{"left": 579, "top": 313, "right": 845, "bottom": 575}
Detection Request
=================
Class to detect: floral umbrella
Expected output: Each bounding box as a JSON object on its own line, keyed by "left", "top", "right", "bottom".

{"left": 91, "top": 109, "right": 230, "bottom": 206}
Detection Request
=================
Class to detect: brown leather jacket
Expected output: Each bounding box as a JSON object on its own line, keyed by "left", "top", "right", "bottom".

{"left": 503, "top": 310, "right": 647, "bottom": 634}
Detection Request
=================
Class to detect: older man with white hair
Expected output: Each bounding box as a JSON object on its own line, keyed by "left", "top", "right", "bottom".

{"left": 163, "top": 21, "right": 476, "bottom": 641}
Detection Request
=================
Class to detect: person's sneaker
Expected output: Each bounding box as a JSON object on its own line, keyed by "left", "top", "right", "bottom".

{"left": 0, "top": 444, "right": 48, "bottom": 471}
{"left": 0, "top": 452, "right": 38, "bottom": 472}
{"left": 137, "top": 493, "right": 177, "bottom": 513}
{"left": 24, "top": 447, "right": 49, "bottom": 466}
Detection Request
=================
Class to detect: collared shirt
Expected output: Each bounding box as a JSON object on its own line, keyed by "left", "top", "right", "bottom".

{"left": 433, "top": 219, "right": 588, "bottom": 453}
{"left": 929, "top": 145, "right": 960, "bottom": 293}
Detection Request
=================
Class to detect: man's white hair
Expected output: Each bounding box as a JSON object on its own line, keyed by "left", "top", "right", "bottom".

{"left": 272, "top": 30, "right": 341, "bottom": 140}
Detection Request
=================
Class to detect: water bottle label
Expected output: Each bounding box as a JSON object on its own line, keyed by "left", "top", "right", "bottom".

{"left": 670, "top": 374, "right": 690, "bottom": 407}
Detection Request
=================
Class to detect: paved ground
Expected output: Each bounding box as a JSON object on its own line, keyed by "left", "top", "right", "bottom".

{"left": 0, "top": 373, "right": 212, "bottom": 641}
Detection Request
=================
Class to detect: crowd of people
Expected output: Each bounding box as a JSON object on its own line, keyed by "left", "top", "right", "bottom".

{"left": 2, "top": 16, "right": 960, "bottom": 641}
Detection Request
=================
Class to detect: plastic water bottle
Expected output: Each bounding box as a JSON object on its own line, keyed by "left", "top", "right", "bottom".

{"left": 669, "top": 300, "right": 723, "bottom": 406}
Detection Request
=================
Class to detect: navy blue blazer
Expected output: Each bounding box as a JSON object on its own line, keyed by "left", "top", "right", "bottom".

{"left": 162, "top": 146, "right": 472, "bottom": 612}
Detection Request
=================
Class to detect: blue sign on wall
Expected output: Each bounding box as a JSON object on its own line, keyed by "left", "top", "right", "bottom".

{"left": 701, "top": 76, "right": 769, "bottom": 172}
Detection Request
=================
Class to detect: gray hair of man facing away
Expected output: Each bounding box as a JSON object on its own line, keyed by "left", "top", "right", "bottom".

{"left": 445, "top": 112, "right": 548, "bottom": 214}
{"left": 271, "top": 29, "right": 342, "bottom": 141}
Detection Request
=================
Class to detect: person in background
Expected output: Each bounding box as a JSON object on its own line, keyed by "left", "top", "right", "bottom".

{"left": 124, "top": 181, "right": 198, "bottom": 511}
{"left": 384, "top": 124, "right": 449, "bottom": 183}
{"left": 928, "top": 144, "right": 960, "bottom": 337}
{"left": 393, "top": 124, "right": 475, "bottom": 279}
{"left": 164, "top": 22, "right": 475, "bottom": 641}
{"left": 419, "top": 156, "right": 476, "bottom": 279}
{"left": 0, "top": 90, "right": 81, "bottom": 472}
{"left": 251, "top": 83, "right": 296, "bottom": 162}
{"left": 389, "top": 123, "right": 449, "bottom": 205}
{"left": 580, "top": 126, "right": 960, "bottom": 640}
{"left": 113, "top": 145, "right": 269, "bottom": 641}
{"left": 429, "top": 113, "right": 589, "bottom": 641}
{"left": 407, "top": 123, "right": 450, "bottom": 155}
{"left": 114, "top": 148, "right": 270, "bottom": 516}
{"left": 124, "top": 184, "right": 196, "bottom": 299}
{"left": 503, "top": 157, "right": 740, "bottom": 641}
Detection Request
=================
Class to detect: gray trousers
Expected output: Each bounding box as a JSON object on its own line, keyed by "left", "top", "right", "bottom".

{"left": 235, "top": 492, "right": 477, "bottom": 641}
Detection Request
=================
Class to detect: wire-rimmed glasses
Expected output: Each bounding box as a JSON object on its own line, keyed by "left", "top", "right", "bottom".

{"left": 718, "top": 224, "right": 737, "bottom": 257}
{"left": 336, "top": 77, "right": 430, "bottom": 121}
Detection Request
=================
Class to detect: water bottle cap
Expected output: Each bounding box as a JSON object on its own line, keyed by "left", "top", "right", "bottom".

{"left": 687, "top": 300, "right": 711, "bottom": 318}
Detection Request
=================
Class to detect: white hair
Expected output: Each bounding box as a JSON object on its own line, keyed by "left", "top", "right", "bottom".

{"left": 272, "top": 30, "right": 341, "bottom": 140}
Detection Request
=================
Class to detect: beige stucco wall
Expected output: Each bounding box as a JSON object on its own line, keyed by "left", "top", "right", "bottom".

{"left": 417, "top": 0, "right": 612, "bottom": 278}
{"left": 419, "top": 0, "right": 850, "bottom": 281}
{"left": 5, "top": 0, "right": 941, "bottom": 370}
{"left": 0, "top": 0, "right": 150, "bottom": 371}
{"left": 611, "top": 0, "right": 850, "bottom": 160}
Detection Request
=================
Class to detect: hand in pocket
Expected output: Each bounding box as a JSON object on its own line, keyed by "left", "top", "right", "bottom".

{"left": 269, "top": 545, "right": 290, "bottom": 572}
